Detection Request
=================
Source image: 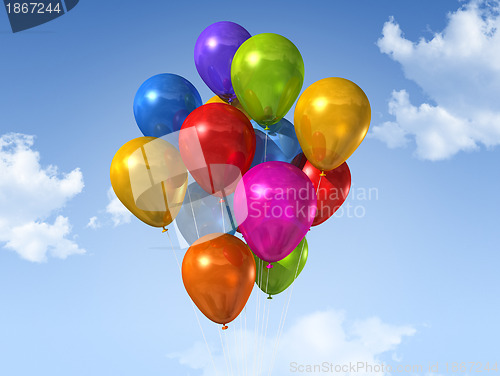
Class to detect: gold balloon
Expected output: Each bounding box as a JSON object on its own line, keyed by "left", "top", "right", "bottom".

{"left": 110, "top": 137, "right": 188, "bottom": 228}
{"left": 206, "top": 95, "right": 252, "bottom": 120}
{"left": 294, "top": 77, "right": 371, "bottom": 171}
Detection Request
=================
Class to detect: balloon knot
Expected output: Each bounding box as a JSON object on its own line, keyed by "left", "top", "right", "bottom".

{"left": 320, "top": 171, "right": 326, "bottom": 177}
{"left": 266, "top": 263, "right": 273, "bottom": 269}
{"left": 219, "top": 198, "right": 224, "bottom": 203}
{"left": 222, "top": 324, "right": 228, "bottom": 330}
{"left": 264, "top": 125, "right": 270, "bottom": 131}
{"left": 267, "top": 295, "right": 273, "bottom": 300}
{"left": 162, "top": 227, "right": 168, "bottom": 233}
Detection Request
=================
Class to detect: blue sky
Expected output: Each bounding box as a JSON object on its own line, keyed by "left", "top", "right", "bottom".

{"left": 1, "top": 1, "right": 499, "bottom": 375}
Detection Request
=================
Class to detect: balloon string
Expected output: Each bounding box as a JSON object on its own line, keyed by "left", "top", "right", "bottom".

{"left": 316, "top": 174, "right": 323, "bottom": 199}
{"left": 265, "top": 265, "right": 271, "bottom": 297}
{"left": 267, "top": 284, "right": 289, "bottom": 376}
{"left": 252, "top": 261, "right": 260, "bottom": 376}
{"left": 226, "top": 329, "right": 235, "bottom": 376}
{"left": 234, "top": 317, "right": 241, "bottom": 376}
{"left": 219, "top": 329, "right": 231, "bottom": 376}
{"left": 238, "top": 310, "right": 243, "bottom": 376}
{"left": 253, "top": 259, "right": 264, "bottom": 376}
{"left": 257, "top": 289, "right": 268, "bottom": 376}
{"left": 166, "top": 231, "right": 219, "bottom": 376}
{"left": 222, "top": 190, "right": 238, "bottom": 232}
{"left": 268, "top": 240, "right": 306, "bottom": 376}
{"left": 258, "top": 299, "right": 271, "bottom": 376}
{"left": 186, "top": 185, "right": 200, "bottom": 239}
{"left": 257, "top": 268, "right": 272, "bottom": 375}
{"left": 244, "top": 306, "right": 248, "bottom": 376}
{"left": 256, "top": 267, "right": 271, "bottom": 375}
{"left": 314, "top": 174, "right": 324, "bottom": 222}
{"left": 220, "top": 198, "right": 225, "bottom": 233}
{"left": 264, "top": 131, "right": 269, "bottom": 163}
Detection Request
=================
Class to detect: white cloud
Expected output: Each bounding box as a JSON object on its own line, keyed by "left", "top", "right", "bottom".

{"left": 373, "top": 1, "right": 500, "bottom": 160}
{"left": 105, "top": 187, "right": 132, "bottom": 226}
{"left": 86, "top": 216, "right": 100, "bottom": 229}
{"left": 169, "top": 309, "right": 416, "bottom": 376}
{"left": 6, "top": 216, "right": 85, "bottom": 263}
{"left": 85, "top": 188, "right": 132, "bottom": 229}
{"left": 374, "top": 90, "right": 478, "bottom": 160}
{"left": 370, "top": 120, "right": 409, "bottom": 149}
{"left": 0, "top": 133, "right": 85, "bottom": 262}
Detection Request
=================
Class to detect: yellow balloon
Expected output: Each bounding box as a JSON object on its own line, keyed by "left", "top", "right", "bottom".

{"left": 294, "top": 77, "right": 371, "bottom": 171}
{"left": 110, "top": 137, "right": 188, "bottom": 228}
{"left": 205, "top": 95, "right": 252, "bottom": 120}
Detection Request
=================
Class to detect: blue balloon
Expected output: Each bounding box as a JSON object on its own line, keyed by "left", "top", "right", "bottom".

{"left": 251, "top": 118, "right": 302, "bottom": 168}
{"left": 133, "top": 73, "right": 202, "bottom": 137}
{"left": 176, "top": 182, "right": 236, "bottom": 245}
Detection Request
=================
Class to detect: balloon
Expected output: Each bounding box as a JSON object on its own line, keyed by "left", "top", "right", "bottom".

{"left": 176, "top": 182, "right": 237, "bottom": 245}
{"left": 206, "top": 95, "right": 251, "bottom": 120}
{"left": 293, "top": 153, "right": 351, "bottom": 226}
{"left": 231, "top": 33, "right": 304, "bottom": 128}
{"left": 195, "top": 22, "right": 251, "bottom": 102}
{"left": 179, "top": 103, "right": 256, "bottom": 197}
{"left": 265, "top": 118, "right": 302, "bottom": 159}
{"left": 110, "top": 137, "right": 188, "bottom": 228}
{"left": 251, "top": 118, "right": 302, "bottom": 168}
{"left": 133, "top": 74, "right": 202, "bottom": 137}
{"left": 251, "top": 129, "right": 283, "bottom": 169}
{"left": 254, "top": 237, "right": 308, "bottom": 297}
{"left": 182, "top": 233, "right": 256, "bottom": 329}
{"left": 294, "top": 77, "right": 371, "bottom": 171}
{"left": 234, "top": 161, "right": 316, "bottom": 263}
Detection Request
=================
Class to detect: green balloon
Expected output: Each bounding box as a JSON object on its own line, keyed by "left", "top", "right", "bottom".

{"left": 254, "top": 237, "right": 308, "bottom": 297}
{"left": 231, "top": 33, "right": 304, "bottom": 129}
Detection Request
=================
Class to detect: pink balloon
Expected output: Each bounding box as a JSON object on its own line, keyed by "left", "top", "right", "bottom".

{"left": 234, "top": 162, "right": 317, "bottom": 263}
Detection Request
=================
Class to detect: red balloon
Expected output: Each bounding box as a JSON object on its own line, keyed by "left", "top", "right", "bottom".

{"left": 293, "top": 153, "right": 351, "bottom": 226}
{"left": 179, "top": 103, "right": 255, "bottom": 196}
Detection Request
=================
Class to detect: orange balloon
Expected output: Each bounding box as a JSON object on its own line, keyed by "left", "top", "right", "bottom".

{"left": 206, "top": 95, "right": 252, "bottom": 120}
{"left": 182, "top": 233, "right": 256, "bottom": 329}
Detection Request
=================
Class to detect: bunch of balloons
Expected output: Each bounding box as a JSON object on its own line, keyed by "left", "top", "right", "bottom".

{"left": 110, "top": 21, "right": 371, "bottom": 330}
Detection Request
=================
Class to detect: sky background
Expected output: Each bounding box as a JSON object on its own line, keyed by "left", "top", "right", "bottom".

{"left": 1, "top": 1, "right": 499, "bottom": 375}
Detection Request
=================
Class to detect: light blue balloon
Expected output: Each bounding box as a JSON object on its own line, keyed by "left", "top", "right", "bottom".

{"left": 251, "top": 118, "right": 302, "bottom": 168}
{"left": 133, "top": 73, "right": 202, "bottom": 138}
{"left": 251, "top": 129, "right": 283, "bottom": 169}
{"left": 176, "top": 182, "right": 236, "bottom": 245}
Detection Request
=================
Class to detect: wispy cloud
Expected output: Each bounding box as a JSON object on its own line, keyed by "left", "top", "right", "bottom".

{"left": 373, "top": 0, "right": 500, "bottom": 160}
{"left": 169, "top": 309, "right": 416, "bottom": 376}
{"left": 105, "top": 187, "right": 132, "bottom": 226}
{"left": 86, "top": 187, "right": 132, "bottom": 229}
{"left": 86, "top": 216, "right": 100, "bottom": 229}
{"left": 0, "top": 133, "right": 85, "bottom": 262}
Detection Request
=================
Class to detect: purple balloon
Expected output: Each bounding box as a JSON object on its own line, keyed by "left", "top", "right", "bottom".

{"left": 194, "top": 21, "right": 251, "bottom": 102}
{"left": 234, "top": 162, "right": 317, "bottom": 263}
